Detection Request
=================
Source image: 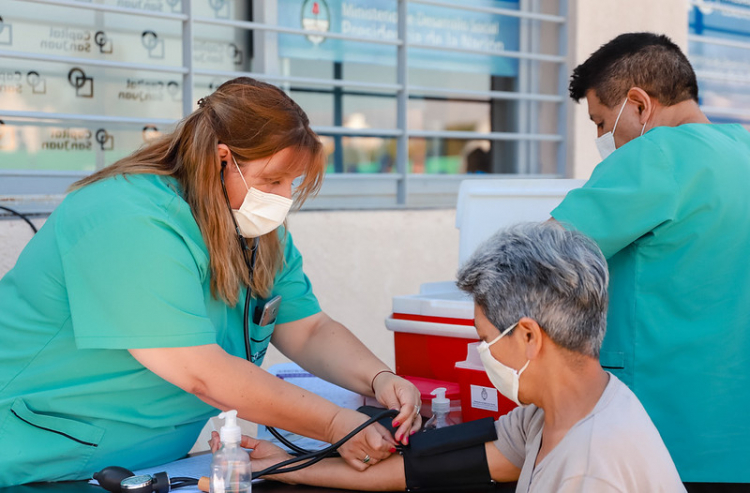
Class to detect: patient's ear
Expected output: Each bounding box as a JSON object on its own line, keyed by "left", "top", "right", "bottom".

{"left": 517, "top": 317, "right": 543, "bottom": 360}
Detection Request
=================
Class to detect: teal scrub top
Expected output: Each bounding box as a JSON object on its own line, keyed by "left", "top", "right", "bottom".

{"left": 0, "top": 174, "right": 321, "bottom": 486}
{"left": 552, "top": 124, "right": 750, "bottom": 483}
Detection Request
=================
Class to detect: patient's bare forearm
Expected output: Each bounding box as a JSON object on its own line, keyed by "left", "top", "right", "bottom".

{"left": 272, "top": 454, "right": 407, "bottom": 491}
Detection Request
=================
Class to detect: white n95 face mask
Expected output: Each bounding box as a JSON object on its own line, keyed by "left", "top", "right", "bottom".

{"left": 594, "top": 98, "right": 649, "bottom": 161}
{"left": 231, "top": 156, "right": 293, "bottom": 238}
{"left": 594, "top": 98, "right": 628, "bottom": 161}
{"left": 477, "top": 322, "right": 530, "bottom": 407}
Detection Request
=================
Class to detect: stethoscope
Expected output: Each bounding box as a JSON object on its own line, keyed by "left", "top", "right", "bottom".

{"left": 219, "top": 161, "right": 259, "bottom": 362}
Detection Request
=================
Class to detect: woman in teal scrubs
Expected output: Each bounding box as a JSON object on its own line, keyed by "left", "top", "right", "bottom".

{"left": 0, "top": 77, "right": 421, "bottom": 486}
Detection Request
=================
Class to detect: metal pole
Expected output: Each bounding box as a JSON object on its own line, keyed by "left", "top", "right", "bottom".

{"left": 517, "top": 0, "right": 530, "bottom": 174}
{"left": 556, "top": 0, "right": 568, "bottom": 177}
{"left": 182, "top": 0, "right": 194, "bottom": 118}
{"left": 528, "top": 0, "right": 541, "bottom": 172}
{"left": 396, "top": 0, "right": 408, "bottom": 205}
{"left": 333, "top": 62, "right": 344, "bottom": 173}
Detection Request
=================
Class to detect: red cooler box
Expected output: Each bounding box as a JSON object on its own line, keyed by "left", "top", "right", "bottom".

{"left": 455, "top": 342, "right": 517, "bottom": 422}
{"left": 385, "top": 282, "right": 477, "bottom": 383}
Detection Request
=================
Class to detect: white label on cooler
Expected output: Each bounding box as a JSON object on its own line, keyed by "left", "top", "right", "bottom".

{"left": 470, "top": 384, "right": 499, "bottom": 412}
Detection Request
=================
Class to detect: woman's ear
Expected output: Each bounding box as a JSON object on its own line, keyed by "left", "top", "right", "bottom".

{"left": 217, "top": 143, "right": 231, "bottom": 165}
{"left": 517, "top": 317, "right": 543, "bottom": 360}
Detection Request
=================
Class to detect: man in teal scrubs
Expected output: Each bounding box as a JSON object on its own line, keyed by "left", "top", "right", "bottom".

{"left": 551, "top": 33, "right": 750, "bottom": 492}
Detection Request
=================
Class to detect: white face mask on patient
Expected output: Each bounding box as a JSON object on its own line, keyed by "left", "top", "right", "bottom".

{"left": 477, "top": 322, "right": 530, "bottom": 407}
{"left": 595, "top": 98, "right": 648, "bottom": 160}
{"left": 231, "top": 155, "right": 293, "bottom": 238}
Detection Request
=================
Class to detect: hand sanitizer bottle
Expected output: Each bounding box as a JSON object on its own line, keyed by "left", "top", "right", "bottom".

{"left": 210, "top": 410, "right": 251, "bottom": 493}
{"left": 423, "top": 387, "right": 455, "bottom": 431}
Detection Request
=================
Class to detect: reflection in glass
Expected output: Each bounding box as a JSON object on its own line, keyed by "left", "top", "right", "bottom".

{"left": 319, "top": 136, "right": 396, "bottom": 174}
{"left": 0, "top": 121, "right": 176, "bottom": 172}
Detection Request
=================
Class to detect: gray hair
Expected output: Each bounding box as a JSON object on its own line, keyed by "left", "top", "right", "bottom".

{"left": 456, "top": 222, "right": 608, "bottom": 358}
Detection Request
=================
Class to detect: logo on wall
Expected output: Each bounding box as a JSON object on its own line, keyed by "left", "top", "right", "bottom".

{"left": 166, "top": 80, "right": 180, "bottom": 101}
{"left": 227, "top": 43, "right": 243, "bottom": 66}
{"left": 300, "top": 0, "right": 330, "bottom": 46}
{"left": 95, "top": 128, "right": 114, "bottom": 151}
{"left": 141, "top": 30, "right": 164, "bottom": 59}
{"left": 26, "top": 71, "right": 46, "bottom": 94}
{"left": 68, "top": 67, "right": 93, "bottom": 98}
{"left": 0, "top": 16, "right": 13, "bottom": 45}
{"left": 94, "top": 30, "right": 113, "bottom": 54}
{"left": 165, "top": 0, "right": 181, "bottom": 13}
{"left": 142, "top": 125, "right": 161, "bottom": 143}
{"left": 208, "top": 0, "right": 230, "bottom": 19}
{"left": 0, "top": 70, "right": 22, "bottom": 94}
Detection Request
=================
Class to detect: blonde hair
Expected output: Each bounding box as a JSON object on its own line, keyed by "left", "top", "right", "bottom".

{"left": 72, "top": 77, "right": 326, "bottom": 305}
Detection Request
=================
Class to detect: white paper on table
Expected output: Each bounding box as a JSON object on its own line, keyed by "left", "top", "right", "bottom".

{"left": 258, "top": 363, "right": 366, "bottom": 451}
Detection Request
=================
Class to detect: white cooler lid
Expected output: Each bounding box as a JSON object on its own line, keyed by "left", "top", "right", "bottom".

{"left": 392, "top": 281, "right": 473, "bottom": 320}
{"left": 385, "top": 316, "right": 479, "bottom": 340}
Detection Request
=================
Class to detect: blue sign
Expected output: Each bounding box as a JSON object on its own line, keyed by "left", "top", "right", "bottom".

{"left": 278, "top": 0, "right": 520, "bottom": 77}
{"left": 689, "top": 1, "right": 750, "bottom": 123}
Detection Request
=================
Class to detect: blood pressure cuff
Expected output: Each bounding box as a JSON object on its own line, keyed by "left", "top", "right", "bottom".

{"left": 403, "top": 417, "right": 497, "bottom": 491}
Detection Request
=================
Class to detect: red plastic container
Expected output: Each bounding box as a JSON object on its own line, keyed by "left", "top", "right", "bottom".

{"left": 386, "top": 283, "right": 478, "bottom": 382}
{"left": 455, "top": 342, "right": 517, "bottom": 422}
{"left": 392, "top": 330, "right": 477, "bottom": 382}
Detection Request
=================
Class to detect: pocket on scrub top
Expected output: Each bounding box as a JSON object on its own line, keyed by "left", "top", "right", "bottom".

{"left": 248, "top": 321, "right": 276, "bottom": 365}
{"left": 599, "top": 351, "right": 625, "bottom": 369}
{"left": 0, "top": 398, "right": 105, "bottom": 482}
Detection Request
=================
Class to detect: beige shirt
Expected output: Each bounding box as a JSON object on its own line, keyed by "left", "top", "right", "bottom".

{"left": 494, "top": 373, "right": 685, "bottom": 492}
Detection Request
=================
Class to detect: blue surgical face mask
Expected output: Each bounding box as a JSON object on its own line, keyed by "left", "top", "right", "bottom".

{"left": 476, "top": 322, "right": 530, "bottom": 407}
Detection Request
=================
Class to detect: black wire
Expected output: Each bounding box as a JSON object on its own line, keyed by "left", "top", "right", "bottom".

{"left": 0, "top": 205, "right": 38, "bottom": 234}
{"left": 220, "top": 163, "right": 259, "bottom": 361}
{"left": 252, "top": 409, "right": 399, "bottom": 479}
{"left": 265, "top": 425, "right": 330, "bottom": 456}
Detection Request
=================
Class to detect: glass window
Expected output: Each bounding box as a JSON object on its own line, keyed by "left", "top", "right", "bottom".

{"left": 689, "top": 1, "right": 750, "bottom": 126}
{"left": 0, "top": 0, "right": 567, "bottom": 209}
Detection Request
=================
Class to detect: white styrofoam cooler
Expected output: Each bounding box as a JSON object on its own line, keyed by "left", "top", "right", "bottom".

{"left": 456, "top": 178, "right": 585, "bottom": 265}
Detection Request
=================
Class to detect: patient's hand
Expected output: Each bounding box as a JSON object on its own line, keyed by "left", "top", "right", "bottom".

{"left": 208, "top": 432, "right": 294, "bottom": 480}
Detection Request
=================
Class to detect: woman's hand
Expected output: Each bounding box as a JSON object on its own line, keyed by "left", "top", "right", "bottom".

{"left": 371, "top": 371, "right": 422, "bottom": 445}
{"left": 329, "top": 407, "right": 397, "bottom": 471}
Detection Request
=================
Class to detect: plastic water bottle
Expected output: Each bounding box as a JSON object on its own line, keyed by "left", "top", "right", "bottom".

{"left": 423, "top": 387, "right": 455, "bottom": 430}
{"left": 210, "top": 410, "right": 252, "bottom": 493}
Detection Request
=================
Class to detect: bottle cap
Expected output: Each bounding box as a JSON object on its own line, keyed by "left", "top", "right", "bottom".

{"left": 218, "top": 410, "right": 242, "bottom": 443}
{"left": 430, "top": 387, "right": 450, "bottom": 413}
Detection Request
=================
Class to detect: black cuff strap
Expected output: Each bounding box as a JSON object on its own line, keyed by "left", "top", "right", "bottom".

{"left": 403, "top": 418, "right": 497, "bottom": 491}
